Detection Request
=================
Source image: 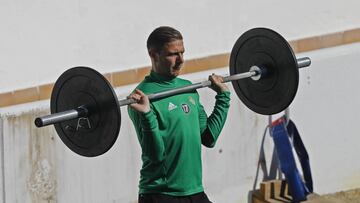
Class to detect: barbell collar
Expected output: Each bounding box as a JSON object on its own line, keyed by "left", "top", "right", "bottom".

{"left": 249, "top": 57, "right": 311, "bottom": 81}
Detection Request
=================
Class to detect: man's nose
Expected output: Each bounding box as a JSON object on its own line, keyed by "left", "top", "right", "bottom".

{"left": 177, "top": 53, "right": 184, "bottom": 63}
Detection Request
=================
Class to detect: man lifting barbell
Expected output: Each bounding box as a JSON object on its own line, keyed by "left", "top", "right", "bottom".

{"left": 34, "top": 26, "right": 311, "bottom": 202}
{"left": 127, "top": 26, "right": 230, "bottom": 203}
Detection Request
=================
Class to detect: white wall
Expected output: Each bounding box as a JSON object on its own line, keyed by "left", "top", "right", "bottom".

{"left": 0, "top": 118, "right": 5, "bottom": 203}
{"left": 1, "top": 0, "right": 360, "bottom": 93}
{"left": 291, "top": 42, "right": 360, "bottom": 194}
{"left": 1, "top": 43, "right": 360, "bottom": 203}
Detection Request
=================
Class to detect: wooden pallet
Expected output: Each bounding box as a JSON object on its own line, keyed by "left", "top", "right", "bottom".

{"left": 252, "top": 180, "right": 345, "bottom": 203}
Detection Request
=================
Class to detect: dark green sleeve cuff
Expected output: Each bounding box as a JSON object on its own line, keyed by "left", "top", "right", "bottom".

{"left": 215, "top": 91, "right": 231, "bottom": 107}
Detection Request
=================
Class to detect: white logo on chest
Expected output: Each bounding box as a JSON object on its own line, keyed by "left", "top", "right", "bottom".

{"left": 168, "top": 102, "right": 178, "bottom": 111}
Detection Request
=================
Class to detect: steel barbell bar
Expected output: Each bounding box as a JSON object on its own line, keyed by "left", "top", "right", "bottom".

{"left": 34, "top": 57, "right": 310, "bottom": 128}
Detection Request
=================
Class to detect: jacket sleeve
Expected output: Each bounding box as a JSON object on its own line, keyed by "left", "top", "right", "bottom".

{"left": 128, "top": 105, "right": 165, "bottom": 162}
{"left": 198, "top": 91, "right": 231, "bottom": 148}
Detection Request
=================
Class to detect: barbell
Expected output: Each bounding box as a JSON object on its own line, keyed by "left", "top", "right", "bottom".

{"left": 34, "top": 27, "right": 311, "bottom": 157}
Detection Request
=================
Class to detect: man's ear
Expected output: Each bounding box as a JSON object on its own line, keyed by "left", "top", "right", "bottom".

{"left": 149, "top": 50, "right": 160, "bottom": 64}
{"left": 148, "top": 49, "right": 156, "bottom": 58}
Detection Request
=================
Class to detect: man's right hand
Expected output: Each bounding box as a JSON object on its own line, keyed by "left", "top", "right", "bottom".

{"left": 128, "top": 89, "right": 150, "bottom": 113}
{"left": 209, "top": 73, "right": 229, "bottom": 94}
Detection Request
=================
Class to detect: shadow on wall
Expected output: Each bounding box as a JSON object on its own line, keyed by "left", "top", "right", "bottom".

{"left": 1, "top": 110, "right": 58, "bottom": 202}
{"left": 247, "top": 123, "right": 282, "bottom": 203}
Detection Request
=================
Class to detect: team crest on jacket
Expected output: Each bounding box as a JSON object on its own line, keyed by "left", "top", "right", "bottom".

{"left": 181, "top": 104, "right": 190, "bottom": 114}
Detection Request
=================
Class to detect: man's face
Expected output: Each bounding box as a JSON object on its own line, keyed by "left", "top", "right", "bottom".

{"left": 152, "top": 39, "right": 185, "bottom": 78}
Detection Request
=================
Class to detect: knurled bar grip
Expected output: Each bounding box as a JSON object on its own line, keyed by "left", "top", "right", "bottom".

{"left": 118, "top": 70, "right": 257, "bottom": 107}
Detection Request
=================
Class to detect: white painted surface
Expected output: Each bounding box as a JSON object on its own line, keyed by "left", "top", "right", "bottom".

{"left": 0, "top": 118, "right": 4, "bottom": 203}
{"left": 1, "top": 0, "right": 360, "bottom": 93}
{"left": 291, "top": 42, "right": 360, "bottom": 194}
{"left": 0, "top": 43, "right": 360, "bottom": 202}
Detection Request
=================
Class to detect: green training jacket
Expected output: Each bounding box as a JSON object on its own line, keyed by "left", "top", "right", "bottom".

{"left": 128, "top": 71, "right": 230, "bottom": 196}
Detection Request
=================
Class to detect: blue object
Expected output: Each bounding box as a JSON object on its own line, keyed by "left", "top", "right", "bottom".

{"left": 287, "top": 119, "right": 313, "bottom": 193}
{"left": 271, "top": 119, "right": 312, "bottom": 202}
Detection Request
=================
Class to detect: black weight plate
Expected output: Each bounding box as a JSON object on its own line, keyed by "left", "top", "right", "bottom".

{"left": 230, "top": 28, "right": 299, "bottom": 115}
{"left": 51, "top": 67, "right": 121, "bottom": 157}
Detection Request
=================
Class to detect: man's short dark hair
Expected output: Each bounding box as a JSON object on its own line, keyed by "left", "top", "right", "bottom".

{"left": 147, "top": 26, "right": 183, "bottom": 53}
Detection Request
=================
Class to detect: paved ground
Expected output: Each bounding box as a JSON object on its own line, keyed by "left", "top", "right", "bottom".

{"left": 323, "top": 188, "right": 360, "bottom": 203}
